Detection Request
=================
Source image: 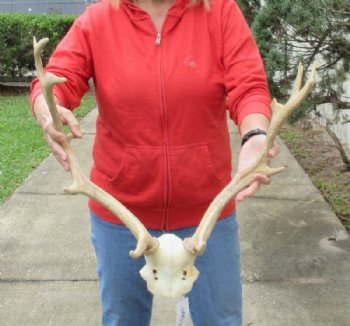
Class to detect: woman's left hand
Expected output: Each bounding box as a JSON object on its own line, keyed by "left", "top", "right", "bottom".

{"left": 235, "top": 134, "right": 280, "bottom": 202}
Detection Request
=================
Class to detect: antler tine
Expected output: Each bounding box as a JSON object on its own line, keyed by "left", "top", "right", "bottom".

{"left": 291, "top": 63, "right": 304, "bottom": 98}
{"left": 33, "top": 37, "right": 67, "bottom": 132}
{"left": 33, "top": 37, "right": 159, "bottom": 258}
{"left": 265, "top": 62, "right": 316, "bottom": 153}
{"left": 284, "top": 62, "right": 316, "bottom": 113}
{"left": 33, "top": 37, "right": 47, "bottom": 81}
{"left": 184, "top": 63, "right": 317, "bottom": 255}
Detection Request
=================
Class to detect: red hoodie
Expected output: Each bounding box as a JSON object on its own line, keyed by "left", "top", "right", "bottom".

{"left": 30, "top": 0, "right": 271, "bottom": 230}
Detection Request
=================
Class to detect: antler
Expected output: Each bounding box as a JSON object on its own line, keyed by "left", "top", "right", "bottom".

{"left": 184, "top": 63, "right": 317, "bottom": 255}
{"left": 33, "top": 39, "right": 317, "bottom": 298}
{"left": 33, "top": 37, "right": 159, "bottom": 258}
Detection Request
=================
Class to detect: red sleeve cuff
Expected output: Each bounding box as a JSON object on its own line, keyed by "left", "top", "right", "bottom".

{"left": 30, "top": 77, "right": 69, "bottom": 113}
{"left": 235, "top": 100, "right": 272, "bottom": 127}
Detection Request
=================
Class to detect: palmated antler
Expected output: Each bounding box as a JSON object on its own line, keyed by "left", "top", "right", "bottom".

{"left": 184, "top": 63, "right": 317, "bottom": 255}
{"left": 33, "top": 37, "right": 159, "bottom": 258}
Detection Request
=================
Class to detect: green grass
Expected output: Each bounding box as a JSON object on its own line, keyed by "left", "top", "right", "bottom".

{"left": 280, "top": 124, "right": 350, "bottom": 233}
{"left": 279, "top": 129, "right": 302, "bottom": 144}
{"left": 0, "top": 93, "right": 96, "bottom": 203}
{"left": 313, "top": 176, "right": 350, "bottom": 231}
{"left": 280, "top": 128, "right": 306, "bottom": 160}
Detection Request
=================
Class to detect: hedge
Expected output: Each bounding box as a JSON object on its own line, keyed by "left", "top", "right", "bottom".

{"left": 0, "top": 13, "right": 76, "bottom": 81}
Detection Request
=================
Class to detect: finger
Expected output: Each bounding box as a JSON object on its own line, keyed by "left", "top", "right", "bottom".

{"left": 45, "top": 135, "right": 70, "bottom": 171}
{"left": 236, "top": 173, "right": 272, "bottom": 201}
{"left": 255, "top": 174, "right": 271, "bottom": 185}
{"left": 236, "top": 181, "right": 260, "bottom": 202}
{"left": 61, "top": 110, "right": 82, "bottom": 138}
{"left": 269, "top": 143, "right": 280, "bottom": 158}
{"left": 53, "top": 152, "right": 70, "bottom": 171}
{"left": 43, "top": 121, "right": 67, "bottom": 144}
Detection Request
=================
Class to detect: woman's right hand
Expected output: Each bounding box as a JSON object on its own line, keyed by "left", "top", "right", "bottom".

{"left": 33, "top": 94, "right": 82, "bottom": 171}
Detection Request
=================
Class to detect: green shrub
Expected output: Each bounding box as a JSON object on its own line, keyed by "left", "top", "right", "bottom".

{"left": 0, "top": 13, "right": 75, "bottom": 81}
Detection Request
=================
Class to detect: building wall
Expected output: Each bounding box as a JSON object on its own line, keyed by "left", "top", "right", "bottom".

{"left": 0, "top": 1, "right": 97, "bottom": 15}
{"left": 313, "top": 56, "right": 350, "bottom": 151}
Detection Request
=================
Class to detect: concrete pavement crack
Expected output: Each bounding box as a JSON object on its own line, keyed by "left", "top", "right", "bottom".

{"left": 15, "top": 192, "right": 69, "bottom": 196}
{"left": 250, "top": 194, "right": 324, "bottom": 202}
{"left": 0, "top": 278, "right": 98, "bottom": 283}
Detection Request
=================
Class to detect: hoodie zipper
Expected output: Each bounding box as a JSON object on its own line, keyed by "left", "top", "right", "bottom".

{"left": 155, "top": 32, "right": 161, "bottom": 46}
{"left": 153, "top": 27, "right": 171, "bottom": 230}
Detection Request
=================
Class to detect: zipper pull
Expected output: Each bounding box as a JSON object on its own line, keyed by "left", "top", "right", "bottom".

{"left": 155, "top": 33, "right": 161, "bottom": 46}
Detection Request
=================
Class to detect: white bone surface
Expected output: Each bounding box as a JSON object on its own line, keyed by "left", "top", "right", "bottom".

{"left": 140, "top": 234, "right": 199, "bottom": 298}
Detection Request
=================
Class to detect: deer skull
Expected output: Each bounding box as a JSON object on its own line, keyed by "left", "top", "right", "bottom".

{"left": 140, "top": 234, "right": 199, "bottom": 298}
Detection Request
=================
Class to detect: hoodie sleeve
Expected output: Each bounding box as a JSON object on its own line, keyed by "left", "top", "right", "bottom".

{"left": 222, "top": 0, "right": 271, "bottom": 126}
{"left": 30, "top": 11, "right": 93, "bottom": 110}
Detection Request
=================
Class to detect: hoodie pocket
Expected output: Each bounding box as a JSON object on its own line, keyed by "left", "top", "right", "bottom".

{"left": 104, "top": 145, "right": 164, "bottom": 208}
{"left": 169, "top": 143, "right": 226, "bottom": 208}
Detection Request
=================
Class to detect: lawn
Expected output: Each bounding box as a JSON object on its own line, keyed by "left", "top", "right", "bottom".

{"left": 281, "top": 123, "right": 350, "bottom": 232}
{"left": 0, "top": 93, "right": 96, "bottom": 203}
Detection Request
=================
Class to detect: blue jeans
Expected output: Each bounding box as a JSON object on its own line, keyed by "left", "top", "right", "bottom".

{"left": 90, "top": 211, "right": 242, "bottom": 326}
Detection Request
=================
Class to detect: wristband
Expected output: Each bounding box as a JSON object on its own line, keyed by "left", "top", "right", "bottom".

{"left": 241, "top": 128, "right": 267, "bottom": 147}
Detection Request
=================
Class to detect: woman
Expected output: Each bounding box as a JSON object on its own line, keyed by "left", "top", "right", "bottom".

{"left": 31, "top": 0, "right": 277, "bottom": 324}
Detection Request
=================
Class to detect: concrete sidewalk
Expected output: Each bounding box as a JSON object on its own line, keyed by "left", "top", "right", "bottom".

{"left": 1, "top": 108, "right": 349, "bottom": 325}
